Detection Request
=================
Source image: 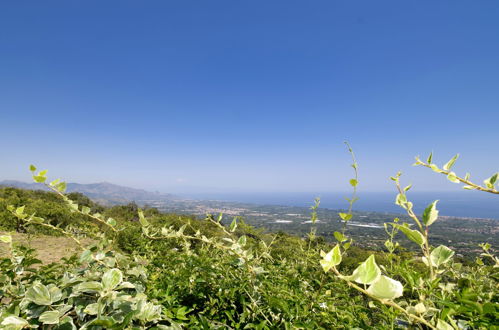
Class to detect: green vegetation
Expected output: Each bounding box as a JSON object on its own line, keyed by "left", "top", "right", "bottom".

{"left": 0, "top": 151, "right": 497, "bottom": 329}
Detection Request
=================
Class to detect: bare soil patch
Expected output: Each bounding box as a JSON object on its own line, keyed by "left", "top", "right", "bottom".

{"left": 0, "top": 232, "right": 93, "bottom": 264}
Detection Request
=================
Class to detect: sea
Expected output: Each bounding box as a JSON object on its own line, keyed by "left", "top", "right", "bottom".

{"left": 182, "top": 191, "right": 499, "bottom": 220}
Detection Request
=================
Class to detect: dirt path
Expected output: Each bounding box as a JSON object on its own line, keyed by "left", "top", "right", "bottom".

{"left": 0, "top": 231, "right": 93, "bottom": 264}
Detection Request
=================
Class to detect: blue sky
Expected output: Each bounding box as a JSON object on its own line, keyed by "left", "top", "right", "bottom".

{"left": 1, "top": 1, "right": 498, "bottom": 193}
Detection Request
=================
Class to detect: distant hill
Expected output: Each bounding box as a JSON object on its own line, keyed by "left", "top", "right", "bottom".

{"left": 0, "top": 180, "right": 179, "bottom": 205}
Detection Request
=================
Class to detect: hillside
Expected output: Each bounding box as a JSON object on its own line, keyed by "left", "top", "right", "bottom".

{"left": 0, "top": 180, "right": 179, "bottom": 205}
{"left": 2, "top": 180, "right": 497, "bottom": 257}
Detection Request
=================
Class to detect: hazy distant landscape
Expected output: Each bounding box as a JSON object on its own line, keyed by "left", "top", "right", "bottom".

{"left": 181, "top": 191, "right": 499, "bottom": 220}
{"left": 4, "top": 179, "right": 498, "bottom": 219}
{"left": 2, "top": 179, "right": 497, "bottom": 257}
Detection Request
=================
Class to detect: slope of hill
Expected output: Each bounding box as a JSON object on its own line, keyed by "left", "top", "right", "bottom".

{"left": 1, "top": 180, "right": 497, "bottom": 256}
{"left": 0, "top": 180, "right": 179, "bottom": 205}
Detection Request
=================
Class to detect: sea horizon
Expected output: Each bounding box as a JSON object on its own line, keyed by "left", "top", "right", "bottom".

{"left": 179, "top": 191, "right": 499, "bottom": 220}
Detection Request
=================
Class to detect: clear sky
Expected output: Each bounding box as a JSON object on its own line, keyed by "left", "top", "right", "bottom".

{"left": 1, "top": 1, "right": 498, "bottom": 193}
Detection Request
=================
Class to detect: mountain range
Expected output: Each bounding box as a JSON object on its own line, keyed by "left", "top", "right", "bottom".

{"left": 0, "top": 180, "right": 179, "bottom": 205}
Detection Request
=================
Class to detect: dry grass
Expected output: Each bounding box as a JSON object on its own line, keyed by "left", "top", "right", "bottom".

{"left": 0, "top": 231, "right": 93, "bottom": 264}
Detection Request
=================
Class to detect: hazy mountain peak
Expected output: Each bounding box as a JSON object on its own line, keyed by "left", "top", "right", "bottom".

{"left": 0, "top": 180, "right": 179, "bottom": 205}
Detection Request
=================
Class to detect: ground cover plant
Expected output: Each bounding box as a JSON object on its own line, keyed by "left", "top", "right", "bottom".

{"left": 0, "top": 150, "right": 497, "bottom": 329}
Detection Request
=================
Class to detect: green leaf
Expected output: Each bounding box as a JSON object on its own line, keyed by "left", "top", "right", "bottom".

{"left": 29, "top": 164, "right": 37, "bottom": 172}
{"left": 81, "top": 206, "right": 91, "bottom": 214}
{"left": 102, "top": 268, "right": 123, "bottom": 290}
{"left": 48, "top": 285, "right": 62, "bottom": 303}
{"left": 415, "top": 303, "right": 426, "bottom": 314}
{"left": 55, "top": 181, "right": 67, "bottom": 192}
{"left": 483, "top": 173, "right": 498, "bottom": 189}
{"left": 86, "top": 316, "right": 117, "bottom": 327}
{"left": 26, "top": 282, "right": 52, "bottom": 305}
{"left": 138, "top": 210, "right": 149, "bottom": 226}
{"left": 57, "top": 315, "right": 78, "bottom": 330}
{"left": 395, "top": 193, "right": 407, "bottom": 206}
{"left": 79, "top": 250, "right": 93, "bottom": 263}
{"left": 349, "top": 179, "right": 358, "bottom": 187}
{"left": 116, "top": 281, "right": 135, "bottom": 290}
{"left": 422, "top": 200, "right": 439, "bottom": 226}
{"left": 0, "top": 235, "right": 12, "bottom": 243}
{"left": 28, "top": 215, "right": 42, "bottom": 223}
{"left": 229, "top": 218, "right": 238, "bottom": 232}
{"left": 443, "top": 154, "right": 459, "bottom": 171}
{"left": 106, "top": 217, "right": 117, "bottom": 226}
{"left": 430, "top": 245, "right": 455, "bottom": 267}
{"left": 176, "top": 224, "right": 186, "bottom": 236}
{"left": 34, "top": 175, "right": 47, "bottom": 183}
{"left": 136, "top": 301, "right": 162, "bottom": 322}
{"left": 426, "top": 152, "right": 433, "bottom": 164}
{"left": 237, "top": 235, "right": 247, "bottom": 246}
{"left": 481, "top": 242, "right": 491, "bottom": 251}
{"left": 333, "top": 231, "right": 347, "bottom": 243}
{"left": 338, "top": 213, "right": 352, "bottom": 221}
{"left": 396, "top": 224, "right": 425, "bottom": 246}
{"left": 462, "top": 185, "right": 474, "bottom": 190}
{"left": 0, "top": 316, "right": 29, "bottom": 329}
{"left": 345, "top": 255, "right": 381, "bottom": 285}
{"left": 413, "top": 159, "right": 423, "bottom": 166}
{"left": 367, "top": 275, "right": 403, "bottom": 300}
{"left": 384, "top": 240, "right": 395, "bottom": 251}
{"left": 15, "top": 205, "right": 25, "bottom": 216}
{"left": 39, "top": 310, "right": 60, "bottom": 325}
{"left": 320, "top": 244, "right": 342, "bottom": 272}
{"left": 67, "top": 202, "right": 78, "bottom": 212}
{"left": 436, "top": 319, "right": 454, "bottom": 330}
{"left": 49, "top": 178, "right": 60, "bottom": 186}
{"left": 84, "top": 303, "right": 100, "bottom": 315}
{"left": 76, "top": 281, "right": 103, "bottom": 292}
{"left": 446, "top": 172, "right": 460, "bottom": 183}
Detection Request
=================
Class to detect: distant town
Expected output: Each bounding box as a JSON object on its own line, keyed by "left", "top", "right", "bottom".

{"left": 138, "top": 196, "right": 498, "bottom": 258}
{"left": 2, "top": 180, "right": 497, "bottom": 257}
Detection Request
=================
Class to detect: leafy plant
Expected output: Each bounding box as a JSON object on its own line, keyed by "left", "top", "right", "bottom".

{"left": 321, "top": 149, "right": 499, "bottom": 329}
{"left": 0, "top": 152, "right": 497, "bottom": 329}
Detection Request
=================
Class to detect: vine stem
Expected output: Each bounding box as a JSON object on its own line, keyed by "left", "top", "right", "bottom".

{"left": 394, "top": 181, "right": 435, "bottom": 280}
{"left": 417, "top": 161, "right": 498, "bottom": 194}
{"left": 244, "top": 288, "right": 272, "bottom": 324}
{"left": 142, "top": 226, "right": 250, "bottom": 262}
{"left": 8, "top": 210, "right": 85, "bottom": 250}
{"left": 331, "top": 267, "right": 436, "bottom": 329}
{"left": 342, "top": 141, "right": 358, "bottom": 236}
{"left": 43, "top": 183, "right": 117, "bottom": 232}
{"left": 33, "top": 222, "right": 84, "bottom": 250}
{"left": 345, "top": 141, "right": 358, "bottom": 216}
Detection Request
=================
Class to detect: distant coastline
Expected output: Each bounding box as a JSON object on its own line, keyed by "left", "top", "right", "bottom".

{"left": 179, "top": 191, "right": 499, "bottom": 220}
{"left": 2, "top": 180, "right": 497, "bottom": 220}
